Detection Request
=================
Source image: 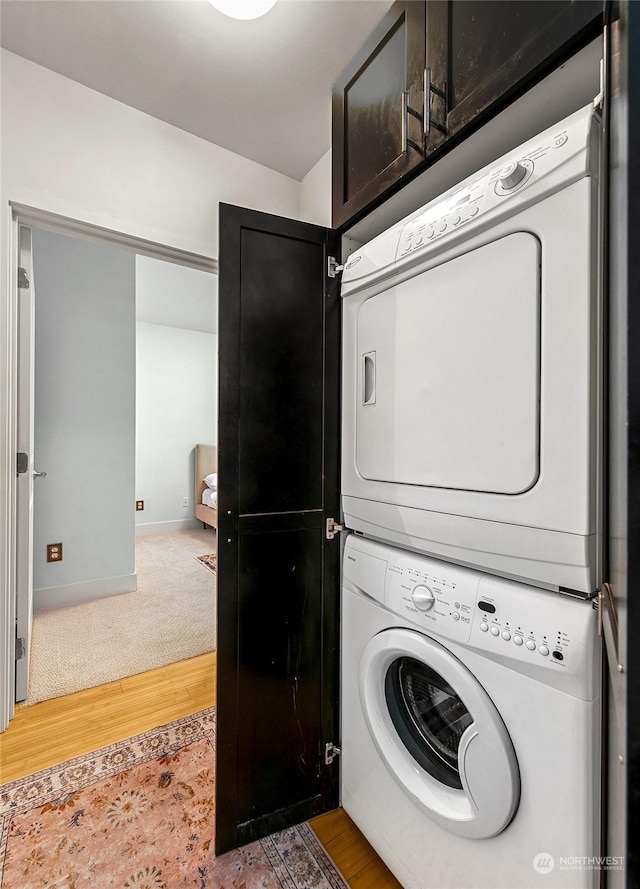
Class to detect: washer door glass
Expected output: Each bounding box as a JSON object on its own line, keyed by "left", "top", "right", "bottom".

{"left": 359, "top": 626, "right": 520, "bottom": 838}
{"left": 386, "top": 656, "right": 472, "bottom": 789}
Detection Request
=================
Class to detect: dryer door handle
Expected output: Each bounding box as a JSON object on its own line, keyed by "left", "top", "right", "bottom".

{"left": 363, "top": 351, "right": 376, "bottom": 405}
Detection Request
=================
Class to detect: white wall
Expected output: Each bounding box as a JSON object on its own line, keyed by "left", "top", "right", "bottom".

{"left": 0, "top": 48, "right": 303, "bottom": 727}
{"left": 135, "top": 322, "right": 217, "bottom": 531}
{"left": 0, "top": 50, "right": 301, "bottom": 259}
{"left": 32, "top": 228, "right": 136, "bottom": 605}
{"left": 299, "top": 149, "right": 332, "bottom": 227}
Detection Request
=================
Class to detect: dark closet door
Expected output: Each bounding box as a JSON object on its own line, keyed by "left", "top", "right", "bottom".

{"left": 215, "top": 204, "right": 341, "bottom": 854}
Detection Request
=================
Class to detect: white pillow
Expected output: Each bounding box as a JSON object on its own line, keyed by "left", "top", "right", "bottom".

{"left": 204, "top": 473, "right": 218, "bottom": 489}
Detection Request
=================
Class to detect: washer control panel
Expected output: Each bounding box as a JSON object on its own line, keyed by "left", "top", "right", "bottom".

{"left": 385, "top": 550, "right": 479, "bottom": 644}
{"left": 467, "top": 574, "right": 598, "bottom": 698}
{"left": 343, "top": 535, "right": 598, "bottom": 699}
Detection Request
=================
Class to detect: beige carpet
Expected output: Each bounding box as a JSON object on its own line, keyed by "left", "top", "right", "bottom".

{"left": 24, "top": 528, "right": 217, "bottom": 706}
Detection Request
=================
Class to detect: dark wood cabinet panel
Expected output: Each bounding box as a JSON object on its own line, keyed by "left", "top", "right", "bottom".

{"left": 237, "top": 520, "right": 324, "bottom": 825}
{"left": 428, "top": 0, "right": 604, "bottom": 150}
{"left": 238, "top": 228, "right": 324, "bottom": 515}
{"left": 332, "top": 1, "right": 426, "bottom": 229}
{"left": 332, "top": 0, "right": 603, "bottom": 230}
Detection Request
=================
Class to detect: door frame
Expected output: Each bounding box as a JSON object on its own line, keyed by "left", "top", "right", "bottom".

{"left": 0, "top": 202, "right": 217, "bottom": 733}
{"left": 15, "top": 224, "right": 35, "bottom": 702}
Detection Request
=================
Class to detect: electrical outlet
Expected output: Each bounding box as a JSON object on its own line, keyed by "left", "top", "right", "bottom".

{"left": 182, "top": 497, "right": 190, "bottom": 508}
{"left": 136, "top": 500, "right": 144, "bottom": 511}
{"left": 47, "top": 543, "right": 63, "bottom": 563}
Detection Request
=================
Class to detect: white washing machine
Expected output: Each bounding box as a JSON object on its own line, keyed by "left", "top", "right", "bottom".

{"left": 341, "top": 104, "right": 602, "bottom": 595}
{"left": 341, "top": 534, "right": 600, "bottom": 889}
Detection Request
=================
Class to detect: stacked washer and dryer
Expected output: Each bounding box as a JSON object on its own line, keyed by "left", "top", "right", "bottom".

{"left": 339, "top": 104, "right": 602, "bottom": 889}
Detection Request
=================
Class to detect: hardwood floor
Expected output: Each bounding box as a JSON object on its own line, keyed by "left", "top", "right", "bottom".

{"left": 0, "top": 651, "right": 216, "bottom": 783}
{"left": 0, "top": 652, "right": 402, "bottom": 889}
{"left": 311, "top": 808, "right": 403, "bottom": 889}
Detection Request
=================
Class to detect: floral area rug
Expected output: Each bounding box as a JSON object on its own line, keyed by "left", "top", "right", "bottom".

{"left": 195, "top": 554, "right": 217, "bottom": 575}
{"left": 0, "top": 709, "right": 348, "bottom": 889}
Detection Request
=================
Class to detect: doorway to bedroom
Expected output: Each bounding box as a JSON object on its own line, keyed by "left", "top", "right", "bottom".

{"left": 18, "top": 225, "right": 218, "bottom": 707}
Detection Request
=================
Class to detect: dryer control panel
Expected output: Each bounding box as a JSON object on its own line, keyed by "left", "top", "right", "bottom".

{"left": 341, "top": 102, "right": 599, "bottom": 301}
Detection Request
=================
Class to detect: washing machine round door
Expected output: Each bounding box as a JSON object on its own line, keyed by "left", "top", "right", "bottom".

{"left": 359, "top": 627, "right": 520, "bottom": 839}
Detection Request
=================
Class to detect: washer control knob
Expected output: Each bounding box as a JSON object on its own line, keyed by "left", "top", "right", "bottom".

{"left": 411, "top": 585, "right": 436, "bottom": 611}
{"left": 490, "top": 626, "right": 500, "bottom": 636}
{"left": 480, "top": 622, "right": 489, "bottom": 632}
{"left": 538, "top": 645, "right": 550, "bottom": 657}
{"left": 498, "top": 161, "right": 527, "bottom": 190}
{"left": 525, "top": 639, "right": 536, "bottom": 651}
{"left": 501, "top": 630, "right": 511, "bottom": 641}
{"left": 513, "top": 635, "right": 524, "bottom": 646}
{"left": 452, "top": 612, "right": 460, "bottom": 622}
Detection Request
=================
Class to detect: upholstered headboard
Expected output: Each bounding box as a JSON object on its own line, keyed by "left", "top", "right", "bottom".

{"left": 195, "top": 443, "right": 217, "bottom": 506}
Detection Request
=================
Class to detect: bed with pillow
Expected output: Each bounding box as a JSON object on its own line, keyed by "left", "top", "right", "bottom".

{"left": 195, "top": 443, "right": 218, "bottom": 530}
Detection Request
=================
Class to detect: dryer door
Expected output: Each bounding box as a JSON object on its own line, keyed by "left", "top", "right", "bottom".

{"left": 355, "top": 232, "right": 541, "bottom": 495}
{"left": 359, "top": 627, "right": 520, "bottom": 839}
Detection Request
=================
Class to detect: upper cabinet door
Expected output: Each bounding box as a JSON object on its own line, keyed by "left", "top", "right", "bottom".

{"left": 332, "top": 1, "right": 426, "bottom": 229}
{"left": 426, "top": 0, "right": 604, "bottom": 152}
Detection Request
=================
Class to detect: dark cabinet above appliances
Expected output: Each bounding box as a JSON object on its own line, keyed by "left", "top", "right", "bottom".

{"left": 332, "top": 0, "right": 604, "bottom": 230}
{"left": 332, "top": 2, "right": 427, "bottom": 232}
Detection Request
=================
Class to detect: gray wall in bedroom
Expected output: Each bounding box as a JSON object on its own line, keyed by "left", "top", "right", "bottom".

{"left": 32, "top": 227, "right": 136, "bottom": 600}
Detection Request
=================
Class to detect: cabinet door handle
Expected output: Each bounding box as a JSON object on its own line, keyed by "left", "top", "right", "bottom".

{"left": 402, "top": 91, "right": 424, "bottom": 155}
{"left": 401, "top": 90, "right": 409, "bottom": 153}
{"left": 424, "top": 67, "right": 447, "bottom": 137}
{"left": 423, "top": 67, "right": 431, "bottom": 134}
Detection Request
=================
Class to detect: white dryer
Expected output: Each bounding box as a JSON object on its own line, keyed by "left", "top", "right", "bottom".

{"left": 341, "top": 534, "right": 600, "bottom": 889}
{"left": 341, "top": 105, "right": 602, "bottom": 595}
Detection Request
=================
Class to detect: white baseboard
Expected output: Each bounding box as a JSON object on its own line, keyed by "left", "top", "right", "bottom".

{"left": 135, "top": 519, "right": 201, "bottom": 536}
{"left": 35, "top": 573, "right": 138, "bottom": 612}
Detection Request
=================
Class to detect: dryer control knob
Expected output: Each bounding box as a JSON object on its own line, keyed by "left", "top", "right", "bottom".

{"left": 411, "top": 585, "right": 436, "bottom": 611}
{"left": 498, "top": 161, "right": 527, "bottom": 190}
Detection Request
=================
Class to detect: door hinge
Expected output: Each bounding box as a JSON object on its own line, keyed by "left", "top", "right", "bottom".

{"left": 599, "top": 582, "right": 623, "bottom": 672}
{"left": 15, "top": 637, "right": 26, "bottom": 660}
{"left": 16, "top": 452, "right": 29, "bottom": 475}
{"left": 324, "top": 742, "right": 342, "bottom": 765}
{"left": 18, "top": 267, "right": 30, "bottom": 289}
{"left": 327, "top": 256, "right": 344, "bottom": 278}
{"left": 326, "top": 518, "right": 345, "bottom": 540}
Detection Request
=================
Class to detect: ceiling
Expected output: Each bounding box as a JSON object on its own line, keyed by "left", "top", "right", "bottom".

{"left": 136, "top": 255, "right": 218, "bottom": 334}
{"left": 0, "top": 0, "right": 394, "bottom": 181}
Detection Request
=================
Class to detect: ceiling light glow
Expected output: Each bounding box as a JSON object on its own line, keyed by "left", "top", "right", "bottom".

{"left": 209, "top": 0, "right": 277, "bottom": 20}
